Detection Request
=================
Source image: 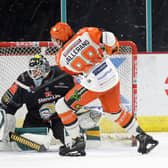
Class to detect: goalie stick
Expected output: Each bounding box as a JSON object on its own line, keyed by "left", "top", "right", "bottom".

{"left": 31, "top": 73, "right": 68, "bottom": 93}
{"left": 9, "top": 132, "right": 47, "bottom": 152}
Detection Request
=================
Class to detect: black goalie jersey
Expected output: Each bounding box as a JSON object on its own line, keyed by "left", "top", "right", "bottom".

{"left": 1, "top": 65, "right": 74, "bottom": 143}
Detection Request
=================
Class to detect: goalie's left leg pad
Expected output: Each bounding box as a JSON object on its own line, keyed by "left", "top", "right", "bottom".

{"left": 0, "top": 109, "right": 5, "bottom": 140}
{"left": 85, "top": 126, "right": 101, "bottom": 141}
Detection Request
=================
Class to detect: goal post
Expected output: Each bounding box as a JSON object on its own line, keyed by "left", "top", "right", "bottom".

{"left": 0, "top": 41, "right": 138, "bottom": 137}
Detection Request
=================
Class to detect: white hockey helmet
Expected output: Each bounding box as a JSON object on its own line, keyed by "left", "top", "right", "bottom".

{"left": 28, "top": 54, "right": 50, "bottom": 80}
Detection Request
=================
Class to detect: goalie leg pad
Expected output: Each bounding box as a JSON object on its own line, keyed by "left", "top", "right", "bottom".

{"left": 9, "top": 132, "right": 47, "bottom": 152}
{"left": 0, "top": 109, "right": 5, "bottom": 129}
{"left": 13, "top": 127, "right": 51, "bottom": 151}
{"left": 0, "top": 111, "right": 16, "bottom": 151}
{"left": 0, "top": 109, "right": 6, "bottom": 140}
{"left": 0, "top": 113, "right": 16, "bottom": 142}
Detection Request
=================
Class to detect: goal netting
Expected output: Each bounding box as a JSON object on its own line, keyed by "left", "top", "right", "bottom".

{"left": 0, "top": 41, "right": 137, "bottom": 143}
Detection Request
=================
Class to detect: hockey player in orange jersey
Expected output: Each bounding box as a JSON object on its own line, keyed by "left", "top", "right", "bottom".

{"left": 50, "top": 22, "right": 158, "bottom": 156}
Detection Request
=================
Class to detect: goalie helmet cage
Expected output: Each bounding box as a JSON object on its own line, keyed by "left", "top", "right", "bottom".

{"left": 0, "top": 41, "right": 137, "bottom": 140}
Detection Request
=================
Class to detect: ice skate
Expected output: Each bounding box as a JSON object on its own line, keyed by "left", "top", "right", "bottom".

{"left": 136, "top": 127, "right": 158, "bottom": 154}
{"left": 59, "top": 136, "right": 86, "bottom": 156}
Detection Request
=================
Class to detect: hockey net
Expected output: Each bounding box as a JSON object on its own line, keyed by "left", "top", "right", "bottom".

{"left": 0, "top": 41, "right": 137, "bottom": 144}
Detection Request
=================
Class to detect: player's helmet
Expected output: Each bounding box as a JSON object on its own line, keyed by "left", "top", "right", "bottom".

{"left": 50, "top": 22, "right": 73, "bottom": 47}
{"left": 28, "top": 55, "right": 50, "bottom": 80}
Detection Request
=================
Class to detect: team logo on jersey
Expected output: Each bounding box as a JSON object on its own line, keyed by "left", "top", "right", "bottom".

{"left": 97, "top": 69, "right": 112, "bottom": 81}
{"left": 70, "top": 89, "right": 81, "bottom": 101}
{"left": 92, "top": 62, "right": 107, "bottom": 75}
{"left": 9, "top": 83, "right": 18, "bottom": 95}
{"left": 45, "top": 91, "right": 52, "bottom": 97}
{"left": 70, "top": 88, "right": 88, "bottom": 101}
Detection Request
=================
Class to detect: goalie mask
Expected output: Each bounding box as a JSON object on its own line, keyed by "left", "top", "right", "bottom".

{"left": 28, "top": 55, "right": 50, "bottom": 80}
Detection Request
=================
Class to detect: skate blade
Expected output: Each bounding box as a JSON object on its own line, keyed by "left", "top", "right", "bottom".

{"left": 60, "top": 151, "right": 86, "bottom": 157}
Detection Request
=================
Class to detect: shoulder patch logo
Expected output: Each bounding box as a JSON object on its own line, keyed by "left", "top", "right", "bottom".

{"left": 9, "top": 83, "right": 18, "bottom": 95}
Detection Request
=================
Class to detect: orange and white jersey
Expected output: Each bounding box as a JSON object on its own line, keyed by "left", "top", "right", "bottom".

{"left": 55, "top": 27, "right": 119, "bottom": 92}
{"left": 55, "top": 27, "right": 119, "bottom": 75}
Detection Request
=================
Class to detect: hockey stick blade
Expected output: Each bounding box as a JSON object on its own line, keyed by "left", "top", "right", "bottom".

{"left": 31, "top": 73, "right": 68, "bottom": 93}
{"left": 9, "top": 132, "right": 47, "bottom": 152}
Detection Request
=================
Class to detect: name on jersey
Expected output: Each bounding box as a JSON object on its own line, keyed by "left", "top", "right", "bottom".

{"left": 63, "top": 39, "right": 90, "bottom": 64}
{"left": 92, "top": 62, "right": 107, "bottom": 75}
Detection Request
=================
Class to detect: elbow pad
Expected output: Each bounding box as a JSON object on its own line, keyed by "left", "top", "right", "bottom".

{"left": 102, "top": 31, "right": 119, "bottom": 55}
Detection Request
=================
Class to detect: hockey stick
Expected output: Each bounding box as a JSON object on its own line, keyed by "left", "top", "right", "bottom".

{"left": 30, "top": 73, "right": 68, "bottom": 93}
{"left": 9, "top": 132, "right": 47, "bottom": 152}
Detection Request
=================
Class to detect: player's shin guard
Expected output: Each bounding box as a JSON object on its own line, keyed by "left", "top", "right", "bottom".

{"left": 59, "top": 120, "right": 86, "bottom": 156}
{"left": 56, "top": 98, "right": 86, "bottom": 156}
{"left": 113, "top": 110, "right": 158, "bottom": 153}
{"left": 64, "top": 120, "right": 80, "bottom": 139}
{"left": 108, "top": 109, "right": 138, "bottom": 135}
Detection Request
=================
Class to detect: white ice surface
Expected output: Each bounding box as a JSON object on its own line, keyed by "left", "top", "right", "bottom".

{"left": 0, "top": 133, "right": 167, "bottom": 168}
